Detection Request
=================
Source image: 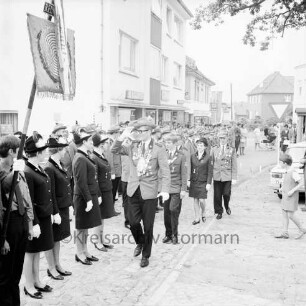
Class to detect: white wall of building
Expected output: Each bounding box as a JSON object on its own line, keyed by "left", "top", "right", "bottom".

{"left": 292, "top": 63, "right": 306, "bottom": 123}
{"left": 0, "top": 0, "right": 102, "bottom": 136}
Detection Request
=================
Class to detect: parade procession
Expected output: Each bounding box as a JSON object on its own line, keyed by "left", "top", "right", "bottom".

{"left": 1, "top": 0, "right": 306, "bottom": 305}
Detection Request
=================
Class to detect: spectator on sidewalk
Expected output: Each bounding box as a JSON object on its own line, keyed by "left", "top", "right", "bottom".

{"left": 275, "top": 154, "right": 306, "bottom": 239}
{"left": 239, "top": 124, "right": 248, "bottom": 156}
{"left": 254, "top": 126, "right": 261, "bottom": 150}
{"left": 300, "top": 150, "right": 306, "bottom": 212}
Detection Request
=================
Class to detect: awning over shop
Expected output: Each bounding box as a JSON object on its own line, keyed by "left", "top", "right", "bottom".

{"left": 108, "top": 100, "right": 187, "bottom": 111}
{"left": 295, "top": 108, "right": 306, "bottom": 115}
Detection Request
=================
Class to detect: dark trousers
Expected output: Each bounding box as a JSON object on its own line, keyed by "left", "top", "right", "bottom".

{"left": 121, "top": 181, "right": 129, "bottom": 223}
{"left": 112, "top": 177, "right": 121, "bottom": 202}
{"left": 128, "top": 187, "right": 157, "bottom": 258}
{"left": 163, "top": 193, "right": 182, "bottom": 238}
{"left": 213, "top": 180, "right": 232, "bottom": 214}
{"left": 235, "top": 138, "right": 240, "bottom": 153}
{"left": 0, "top": 212, "right": 28, "bottom": 306}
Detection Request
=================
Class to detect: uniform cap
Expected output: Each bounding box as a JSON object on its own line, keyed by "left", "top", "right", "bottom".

{"left": 133, "top": 118, "right": 156, "bottom": 130}
{"left": 52, "top": 123, "right": 67, "bottom": 134}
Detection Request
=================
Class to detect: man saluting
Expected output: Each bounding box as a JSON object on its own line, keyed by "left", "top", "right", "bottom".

{"left": 111, "top": 118, "right": 170, "bottom": 267}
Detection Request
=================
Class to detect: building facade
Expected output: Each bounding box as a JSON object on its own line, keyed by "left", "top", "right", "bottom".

{"left": 185, "top": 56, "right": 215, "bottom": 126}
{"left": 0, "top": 0, "right": 192, "bottom": 136}
{"left": 246, "top": 71, "right": 294, "bottom": 122}
{"left": 293, "top": 63, "right": 306, "bottom": 142}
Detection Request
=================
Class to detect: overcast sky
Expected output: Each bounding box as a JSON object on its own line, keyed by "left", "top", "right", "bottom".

{"left": 184, "top": 0, "right": 306, "bottom": 103}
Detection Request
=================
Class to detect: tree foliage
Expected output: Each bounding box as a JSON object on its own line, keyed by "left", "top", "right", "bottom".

{"left": 191, "top": 0, "right": 306, "bottom": 50}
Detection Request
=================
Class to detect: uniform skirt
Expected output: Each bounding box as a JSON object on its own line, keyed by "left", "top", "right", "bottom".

{"left": 189, "top": 181, "right": 208, "bottom": 199}
{"left": 74, "top": 194, "right": 102, "bottom": 230}
{"left": 26, "top": 216, "right": 54, "bottom": 253}
{"left": 53, "top": 207, "right": 71, "bottom": 242}
{"left": 100, "top": 190, "right": 116, "bottom": 219}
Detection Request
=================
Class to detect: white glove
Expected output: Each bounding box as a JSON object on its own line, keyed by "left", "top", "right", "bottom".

{"left": 206, "top": 184, "right": 211, "bottom": 191}
{"left": 98, "top": 197, "right": 102, "bottom": 205}
{"left": 12, "top": 159, "right": 25, "bottom": 172}
{"left": 53, "top": 213, "right": 61, "bottom": 225}
{"left": 33, "top": 224, "right": 41, "bottom": 238}
{"left": 180, "top": 191, "right": 187, "bottom": 199}
{"left": 157, "top": 192, "right": 169, "bottom": 203}
{"left": 85, "top": 200, "right": 93, "bottom": 212}
{"left": 232, "top": 179, "right": 237, "bottom": 185}
{"left": 111, "top": 174, "right": 115, "bottom": 180}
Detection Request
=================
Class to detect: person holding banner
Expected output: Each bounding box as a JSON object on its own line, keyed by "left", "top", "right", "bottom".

{"left": 0, "top": 136, "right": 34, "bottom": 305}
{"left": 23, "top": 133, "right": 54, "bottom": 298}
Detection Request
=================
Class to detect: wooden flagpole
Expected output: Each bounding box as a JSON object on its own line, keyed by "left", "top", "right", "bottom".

{"left": 0, "top": 2, "right": 54, "bottom": 250}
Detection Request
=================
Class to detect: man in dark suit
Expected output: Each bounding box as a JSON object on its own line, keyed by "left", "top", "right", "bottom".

{"left": 111, "top": 118, "right": 170, "bottom": 267}
{"left": 162, "top": 134, "right": 187, "bottom": 245}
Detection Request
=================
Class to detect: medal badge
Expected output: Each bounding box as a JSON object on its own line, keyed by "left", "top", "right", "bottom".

{"left": 133, "top": 141, "right": 153, "bottom": 177}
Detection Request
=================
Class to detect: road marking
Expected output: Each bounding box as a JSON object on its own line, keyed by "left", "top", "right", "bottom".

{"left": 146, "top": 217, "right": 217, "bottom": 306}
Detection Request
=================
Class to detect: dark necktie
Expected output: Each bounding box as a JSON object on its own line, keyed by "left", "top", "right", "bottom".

{"left": 15, "top": 181, "right": 25, "bottom": 216}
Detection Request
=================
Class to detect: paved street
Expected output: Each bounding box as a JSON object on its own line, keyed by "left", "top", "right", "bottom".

{"left": 20, "top": 138, "right": 306, "bottom": 306}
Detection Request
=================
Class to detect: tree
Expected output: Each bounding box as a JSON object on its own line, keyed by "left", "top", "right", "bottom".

{"left": 191, "top": 0, "right": 306, "bottom": 50}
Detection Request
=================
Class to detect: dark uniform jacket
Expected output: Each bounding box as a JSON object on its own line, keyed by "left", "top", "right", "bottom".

{"left": 190, "top": 151, "right": 213, "bottom": 184}
{"left": 44, "top": 158, "right": 73, "bottom": 210}
{"left": 167, "top": 149, "right": 187, "bottom": 194}
{"left": 72, "top": 150, "right": 100, "bottom": 202}
{"left": 91, "top": 151, "right": 112, "bottom": 193}
{"left": 24, "top": 161, "right": 56, "bottom": 225}
{"left": 111, "top": 138, "right": 170, "bottom": 200}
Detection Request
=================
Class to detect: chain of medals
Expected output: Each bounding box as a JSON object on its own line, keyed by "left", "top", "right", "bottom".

{"left": 168, "top": 151, "right": 178, "bottom": 173}
{"left": 132, "top": 143, "right": 153, "bottom": 177}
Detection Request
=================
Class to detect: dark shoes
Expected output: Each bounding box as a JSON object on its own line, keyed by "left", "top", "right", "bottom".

{"left": 274, "top": 232, "right": 289, "bottom": 239}
{"left": 140, "top": 257, "right": 149, "bottom": 268}
{"left": 226, "top": 208, "right": 231, "bottom": 215}
{"left": 124, "top": 221, "right": 130, "bottom": 229}
{"left": 162, "top": 236, "right": 172, "bottom": 244}
{"left": 202, "top": 216, "right": 206, "bottom": 223}
{"left": 192, "top": 220, "right": 200, "bottom": 225}
{"left": 114, "top": 211, "right": 121, "bottom": 216}
{"left": 94, "top": 243, "right": 108, "bottom": 252}
{"left": 34, "top": 284, "right": 53, "bottom": 293}
{"left": 172, "top": 236, "right": 178, "bottom": 245}
{"left": 47, "top": 269, "right": 64, "bottom": 280}
{"left": 134, "top": 244, "right": 143, "bottom": 257}
{"left": 216, "top": 214, "right": 222, "bottom": 220}
{"left": 56, "top": 268, "right": 72, "bottom": 276}
{"left": 75, "top": 254, "right": 92, "bottom": 265}
{"left": 24, "top": 287, "right": 42, "bottom": 299}
{"left": 103, "top": 243, "right": 114, "bottom": 249}
{"left": 86, "top": 255, "right": 99, "bottom": 262}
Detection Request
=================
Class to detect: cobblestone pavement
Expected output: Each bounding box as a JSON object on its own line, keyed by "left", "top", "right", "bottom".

{"left": 20, "top": 141, "right": 292, "bottom": 306}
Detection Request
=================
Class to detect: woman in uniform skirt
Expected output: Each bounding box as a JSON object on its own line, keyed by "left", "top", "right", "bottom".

{"left": 44, "top": 137, "right": 72, "bottom": 279}
{"left": 188, "top": 138, "right": 213, "bottom": 225}
{"left": 72, "top": 129, "right": 102, "bottom": 265}
{"left": 23, "top": 133, "right": 54, "bottom": 299}
{"left": 91, "top": 133, "right": 115, "bottom": 251}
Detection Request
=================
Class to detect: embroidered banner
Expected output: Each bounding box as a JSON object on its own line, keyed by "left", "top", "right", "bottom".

{"left": 27, "top": 11, "right": 75, "bottom": 100}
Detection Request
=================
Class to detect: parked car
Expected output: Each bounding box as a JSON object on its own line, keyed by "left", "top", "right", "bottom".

{"left": 270, "top": 142, "right": 306, "bottom": 199}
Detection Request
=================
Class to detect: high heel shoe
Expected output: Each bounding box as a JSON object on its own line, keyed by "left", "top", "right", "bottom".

{"left": 103, "top": 243, "right": 114, "bottom": 249}
{"left": 34, "top": 284, "right": 53, "bottom": 293}
{"left": 47, "top": 269, "right": 64, "bottom": 280}
{"left": 75, "top": 254, "right": 92, "bottom": 265}
{"left": 24, "top": 287, "right": 42, "bottom": 299}
{"left": 86, "top": 255, "right": 99, "bottom": 262}
{"left": 192, "top": 220, "right": 200, "bottom": 225}
{"left": 94, "top": 243, "right": 108, "bottom": 252}
{"left": 202, "top": 216, "right": 206, "bottom": 223}
{"left": 56, "top": 267, "right": 72, "bottom": 276}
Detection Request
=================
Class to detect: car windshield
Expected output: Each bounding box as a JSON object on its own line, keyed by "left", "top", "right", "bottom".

{"left": 287, "top": 147, "right": 306, "bottom": 163}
